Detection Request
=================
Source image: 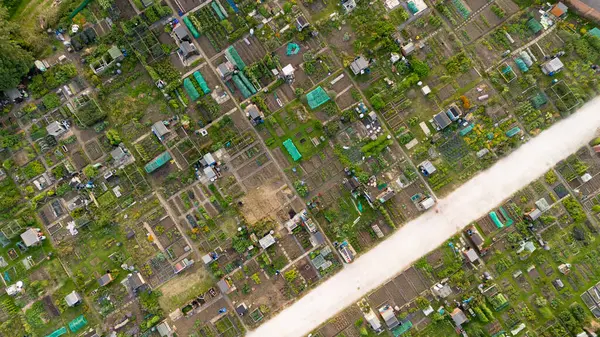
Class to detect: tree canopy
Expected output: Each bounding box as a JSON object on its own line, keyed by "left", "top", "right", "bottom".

{"left": 0, "top": 6, "right": 33, "bottom": 90}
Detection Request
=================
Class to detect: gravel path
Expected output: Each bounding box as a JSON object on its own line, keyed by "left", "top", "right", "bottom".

{"left": 247, "top": 96, "right": 600, "bottom": 337}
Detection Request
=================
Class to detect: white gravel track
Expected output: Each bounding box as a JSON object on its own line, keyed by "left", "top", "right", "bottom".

{"left": 247, "top": 97, "right": 600, "bottom": 337}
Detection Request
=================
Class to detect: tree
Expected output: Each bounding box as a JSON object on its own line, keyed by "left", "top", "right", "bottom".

{"left": 369, "top": 94, "right": 385, "bottom": 111}
{"left": 410, "top": 58, "right": 430, "bottom": 78}
{"left": 83, "top": 165, "right": 98, "bottom": 178}
{"left": 42, "top": 93, "right": 61, "bottom": 110}
{"left": 0, "top": 6, "right": 33, "bottom": 90}
{"left": 284, "top": 268, "right": 298, "bottom": 282}
{"left": 232, "top": 235, "right": 251, "bottom": 253}
{"left": 106, "top": 129, "right": 121, "bottom": 145}
{"left": 139, "top": 291, "right": 162, "bottom": 315}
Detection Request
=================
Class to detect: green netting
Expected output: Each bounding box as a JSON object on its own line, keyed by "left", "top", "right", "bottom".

{"left": 392, "top": 321, "right": 413, "bottom": 337}
{"left": 452, "top": 0, "right": 470, "bottom": 18}
{"left": 193, "top": 71, "right": 211, "bottom": 94}
{"left": 459, "top": 124, "right": 473, "bottom": 136}
{"left": 211, "top": 2, "right": 225, "bottom": 20}
{"left": 183, "top": 16, "right": 200, "bottom": 38}
{"left": 527, "top": 18, "right": 542, "bottom": 34}
{"left": 530, "top": 93, "right": 548, "bottom": 108}
{"left": 69, "top": 0, "right": 93, "bottom": 19}
{"left": 46, "top": 327, "right": 67, "bottom": 337}
{"left": 283, "top": 139, "right": 302, "bottom": 161}
{"left": 590, "top": 27, "right": 600, "bottom": 38}
{"left": 489, "top": 211, "right": 504, "bottom": 228}
{"left": 145, "top": 151, "right": 172, "bottom": 173}
{"left": 515, "top": 58, "right": 528, "bottom": 72}
{"left": 407, "top": 1, "right": 418, "bottom": 14}
{"left": 306, "top": 86, "right": 330, "bottom": 109}
{"left": 238, "top": 72, "right": 257, "bottom": 94}
{"left": 232, "top": 75, "right": 251, "bottom": 98}
{"left": 499, "top": 207, "right": 513, "bottom": 227}
{"left": 216, "top": 0, "right": 229, "bottom": 17}
{"left": 68, "top": 315, "right": 87, "bottom": 333}
{"left": 506, "top": 127, "right": 521, "bottom": 137}
{"left": 226, "top": 46, "right": 246, "bottom": 70}
{"left": 501, "top": 65, "right": 512, "bottom": 74}
{"left": 286, "top": 43, "right": 300, "bottom": 56}
{"left": 184, "top": 78, "right": 200, "bottom": 101}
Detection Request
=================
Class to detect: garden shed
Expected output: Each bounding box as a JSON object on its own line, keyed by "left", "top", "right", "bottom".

{"left": 65, "top": 291, "right": 82, "bottom": 307}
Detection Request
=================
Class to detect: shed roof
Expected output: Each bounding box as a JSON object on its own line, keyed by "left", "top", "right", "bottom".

{"left": 433, "top": 111, "right": 452, "bottom": 129}
{"left": 107, "top": 46, "right": 123, "bottom": 61}
{"left": 21, "top": 229, "right": 40, "bottom": 247}
{"left": 350, "top": 56, "right": 369, "bottom": 75}
{"left": 97, "top": 273, "right": 113, "bottom": 286}
{"left": 65, "top": 291, "right": 82, "bottom": 306}
{"left": 152, "top": 122, "right": 170, "bottom": 137}
{"left": 173, "top": 25, "right": 188, "bottom": 40}
{"left": 451, "top": 308, "right": 468, "bottom": 326}
{"left": 259, "top": 234, "right": 276, "bottom": 249}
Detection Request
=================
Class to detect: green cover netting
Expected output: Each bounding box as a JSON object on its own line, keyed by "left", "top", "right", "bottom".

{"left": 283, "top": 139, "right": 302, "bottom": 161}
{"left": 183, "top": 16, "right": 200, "bottom": 38}
{"left": 211, "top": 2, "right": 225, "bottom": 20}
{"left": 459, "top": 124, "right": 474, "bottom": 136}
{"left": 232, "top": 75, "right": 251, "bottom": 98}
{"left": 392, "top": 321, "right": 413, "bottom": 337}
{"left": 407, "top": 1, "right": 418, "bottom": 14}
{"left": 499, "top": 206, "right": 513, "bottom": 227}
{"left": 589, "top": 27, "right": 600, "bottom": 38}
{"left": 46, "top": 327, "right": 67, "bottom": 337}
{"left": 527, "top": 18, "right": 542, "bottom": 34}
{"left": 184, "top": 78, "right": 200, "bottom": 101}
{"left": 489, "top": 211, "right": 504, "bottom": 228}
{"left": 306, "top": 86, "right": 330, "bottom": 109}
{"left": 238, "top": 72, "right": 257, "bottom": 94}
{"left": 193, "top": 71, "right": 211, "bottom": 94}
{"left": 286, "top": 43, "right": 300, "bottom": 56}
{"left": 506, "top": 127, "right": 521, "bottom": 137}
{"left": 226, "top": 46, "right": 246, "bottom": 70}
{"left": 530, "top": 93, "right": 547, "bottom": 108}
{"left": 145, "top": 151, "right": 172, "bottom": 173}
{"left": 515, "top": 58, "right": 528, "bottom": 72}
{"left": 68, "top": 315, "right": 87, "bottom": 333}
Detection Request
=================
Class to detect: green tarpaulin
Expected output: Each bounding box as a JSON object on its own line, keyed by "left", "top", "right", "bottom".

{"left": 306, "top": 86, "right": 330, "bottom": 109}
{"left": 283, "top": 139, "right": 302, "bottom": 161}
{"left": 145, "top": 151, "right": 172, "bottom": 173}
